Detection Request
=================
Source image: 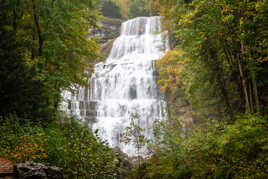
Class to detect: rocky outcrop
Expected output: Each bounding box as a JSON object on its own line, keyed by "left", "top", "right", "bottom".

{"left": 90, "top": 18, "right": 122, "bottom": 60}
{"left": 99, "top": 39, "right": 116, "bottom": 57}
{"left": 0, "top": 161, "right": 63, "bottom": 179}
{"left": 90, "top": 18, "right": 122, "bottom": 44}
{"left": 14, "top": 163, "right": 63, "bottom": 179}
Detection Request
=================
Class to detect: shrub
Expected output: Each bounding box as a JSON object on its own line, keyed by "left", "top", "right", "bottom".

{"left": 0, "top": 114, "right": 45, "bottom": 162}
{"left": 0, "top": 114, "right": 117, "bottom": 178}
{"left": 140, "top": 114, "right": 268, "bottom": 178}
{"left": 43, "top": 116, "right": 117, "bottom": 178}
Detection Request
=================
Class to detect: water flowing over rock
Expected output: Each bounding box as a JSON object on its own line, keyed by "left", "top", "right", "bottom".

{"left": 62, "top": 16, "right": 169, "bottom": 156}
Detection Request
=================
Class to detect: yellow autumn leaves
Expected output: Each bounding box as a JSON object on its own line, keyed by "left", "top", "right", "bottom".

{"left": 2, "top": 133, "right": 48, "bottom": 163}
{"left": 156, "top": 48, "right": 185, "bottom": 94}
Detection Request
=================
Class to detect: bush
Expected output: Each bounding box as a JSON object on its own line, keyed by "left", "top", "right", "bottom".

{"left": 140, "top": 114, "right": 268, "bottom": 178}
{"left": 0, "top": 114, "right": 117, "bottom": 178}
{"left": 0, "top": 114, "right": 46, "bottom": 162}
{"left": 215, "top": 114, "right": 268, "bottom": 178}
{"left": 44, "top": 116, "right": 117, "bottom": 178}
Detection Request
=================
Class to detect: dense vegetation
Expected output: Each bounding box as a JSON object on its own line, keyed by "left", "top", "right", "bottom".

{"left": 130, "top": 0, "right": 268, "bottom": 178}
{"left": 0, "top": 114, "right": 117, "bottom": 178}
{"left": 151, "top": 0, "right": 268, "bottom": 116}
{"left": 0, "top": 0, "right": 119, "bottom": 178}
{"left": 133, "top": 114, "right": 268, "bottom": 178}
{"left": 0, "top": 0, "right": 99, "bottom": 120}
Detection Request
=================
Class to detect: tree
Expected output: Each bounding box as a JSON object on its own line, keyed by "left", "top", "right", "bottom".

{"left": 0, "top": 0, "right": 99, "bottom": 122}
{"left": 149, "top": 0, "right": 268, "bottom": 116}
{"left": 120, "top": 114, "right": 149, "bottom": 166}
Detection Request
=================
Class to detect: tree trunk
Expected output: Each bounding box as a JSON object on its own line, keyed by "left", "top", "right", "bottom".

{"left": 31, "top": 34, "right": 35, "bottom": 60}
{"left": 32, "top": 0, "right": 43, "bottom": 56}
{"left": 238, "top": 57, "right": 250, "bottom": 112}
{"left": 250, "top": 62, "right": 260, "bottom": 112}
{"left": 52, "top": 0, "right": 56, "bottom": 7}
{"left": 249, "top": 81, "right": 254, "bottom": 112}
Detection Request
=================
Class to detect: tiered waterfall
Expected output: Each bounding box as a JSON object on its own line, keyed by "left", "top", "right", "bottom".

{"left": 62, "top": 16, "right": 169, "bottom": 156}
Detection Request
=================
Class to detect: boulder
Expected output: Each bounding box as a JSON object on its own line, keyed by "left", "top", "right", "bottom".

{"left": 14, "top": 163, "right": 63, "bottom": 179}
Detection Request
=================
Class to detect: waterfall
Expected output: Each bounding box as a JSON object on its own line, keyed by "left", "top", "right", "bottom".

{"left": 62, "top": 16, "right": 169, "bottom": 156}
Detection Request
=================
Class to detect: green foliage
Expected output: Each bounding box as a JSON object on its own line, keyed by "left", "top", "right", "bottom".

{"left": 120, "top": 115, "right": 149, "bottom": 160}
{"left": 44, "top": 117, "right": 117, "bottom": 178}
{"left": 0, "top": 0, "right": 99, "bottom": 122}
{"left": 138, "top": 114, "right": 268, "bottom": 178}
{"left": 152, "top": 0, "right": 268, "bottom": 119}
{"left": 0, "top": 114, "right": 46, "bottom": 162}
{"left": 0, "top": 114, "right": 117, "bottom": 178}
{"left": 0, "top": 1, "right": 50, "bottom": 121}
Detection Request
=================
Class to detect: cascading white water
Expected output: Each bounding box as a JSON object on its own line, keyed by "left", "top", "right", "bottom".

{"left": 62, "top": 16, "right": 169, "bottom": 156}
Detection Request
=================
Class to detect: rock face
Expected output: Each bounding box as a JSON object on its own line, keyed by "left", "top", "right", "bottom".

{"left": 13, "top": 163, "right": 63, "bottom": 179}
{"left": 90, "top": 18, "right": 122, "bottom": 44}
{"left": 0, "top": 161, "right": 63, "bottom": 179}
{"left": 91, "top": 18, "right": 122, "bottom": 57}
{"left": 99, "top": 39, "right": 116, "bottom": 57}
